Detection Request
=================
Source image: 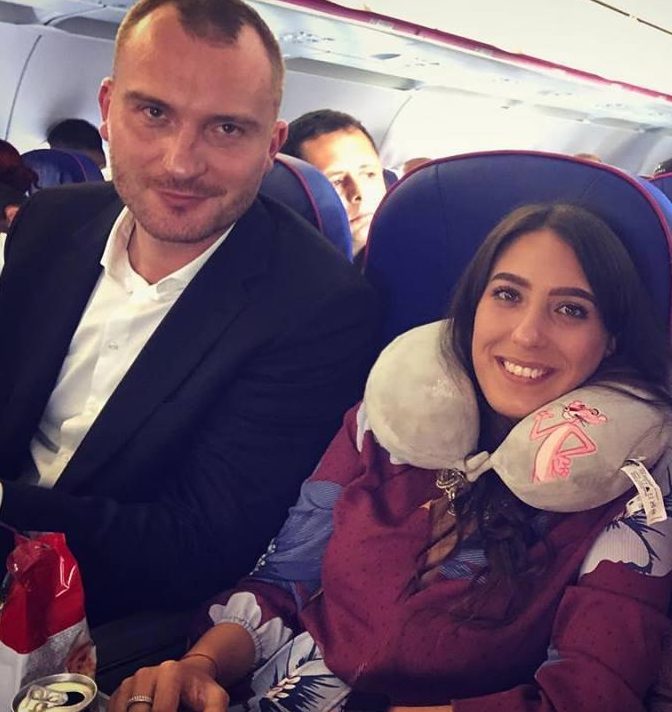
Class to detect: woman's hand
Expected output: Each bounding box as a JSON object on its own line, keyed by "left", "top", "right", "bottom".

{"left": 108, "top": 658, "right": 229, "bottom": 712}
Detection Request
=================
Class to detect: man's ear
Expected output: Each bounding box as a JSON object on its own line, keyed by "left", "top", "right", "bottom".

{"left": 98, "top": 77, "right": 114, "bottom": 142}
{"left": 265, "top": 120, "right": 288, "bottom": 173}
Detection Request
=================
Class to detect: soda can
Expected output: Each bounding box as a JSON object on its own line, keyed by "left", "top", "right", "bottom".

{"left": 11, "top": 673, "right": 99, "bottom": 712}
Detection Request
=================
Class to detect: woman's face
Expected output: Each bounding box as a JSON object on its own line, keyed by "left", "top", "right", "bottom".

{"left": 471, "top": 227, "right": 613, "bottom": 421}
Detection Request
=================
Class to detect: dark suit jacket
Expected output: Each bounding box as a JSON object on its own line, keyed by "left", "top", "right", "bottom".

{"left": 0, "top": 182, "right": 378, "bottom": 625}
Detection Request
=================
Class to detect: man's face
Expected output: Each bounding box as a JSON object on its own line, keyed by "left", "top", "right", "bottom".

{"left": 299, "top": 128, "right": 386, "bottom": 254}
{"left": 99, "top": 5, "right": 287, "bottom": 249}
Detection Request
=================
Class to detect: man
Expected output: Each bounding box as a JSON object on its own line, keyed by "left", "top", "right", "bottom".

{"left": 283, "top": 110, "right": 387, "bottom": 260}
{"left": 0, "top": 0, "right": 377, "bottom": 627}
{"left": 47, "top": 118, "right": 107, "bottom": 170}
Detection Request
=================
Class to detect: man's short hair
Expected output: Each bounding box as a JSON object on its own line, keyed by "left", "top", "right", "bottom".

{"left": 283, "top": 110, "right": 377, "bottom": 159}
{"left": 47, "top": 119, "right": 104, "bottom": 154}
{"left": 653, "top": 157, "right": 672, "bottom": 177}
{"left": 115, "top": 0, "right": 284, "bottom": 103}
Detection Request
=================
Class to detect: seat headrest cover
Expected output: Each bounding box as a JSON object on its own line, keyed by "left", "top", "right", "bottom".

{"left": 363, "top": 320, "right": 672, "bottom": 512}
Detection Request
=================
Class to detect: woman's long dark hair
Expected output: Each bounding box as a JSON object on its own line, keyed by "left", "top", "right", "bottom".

{"left": 439, "top": 203, "right": 672, "bottom": 624}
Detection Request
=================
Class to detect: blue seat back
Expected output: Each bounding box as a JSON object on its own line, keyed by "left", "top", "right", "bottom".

{"left": 383, "top": 168, "right": 398, "bottom": 189}
{"left": 649, "top": 172, "right": 672, "bottom": 204}
{"left": 365, "top": 150, "right": 672, "bottom": 345}
{"left": 260, "top": 154, "right": 352, "bottom": 260}
{"left": 22, "top": 149, "right": 104, "bottom": 191}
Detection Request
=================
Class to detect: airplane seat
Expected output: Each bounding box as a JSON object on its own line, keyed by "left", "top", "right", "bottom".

{"left": 260, "top": 153, "right": 352, "bottom": 260}
{"left": 649, "top": 172, "right": 672, "bottom": 204}
{"left": 383, "top": 168, "right": 398, "bottom": 189}
{"left": 21, "top": 148, "right": 104, "bottom": 191}
{"left": 364, "top": 150, "right": 672, "bottom": 346}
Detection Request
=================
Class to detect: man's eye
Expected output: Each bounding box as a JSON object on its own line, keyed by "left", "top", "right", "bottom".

{"left": 330, "top": 178, "right": 344, "bottom": 188}
{"left": 557, "top": 303, "right": 588, "bottom": 319}
{"left": 217, "top": 123, "right": 241, "bottom": 136}
{"left": 143, "top": 106, "right": 164, "bottom": 119}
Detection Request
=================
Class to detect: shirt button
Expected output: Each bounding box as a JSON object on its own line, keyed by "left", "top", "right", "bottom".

{"left": 107, "top": 341, "right": 119, "bottom": 350}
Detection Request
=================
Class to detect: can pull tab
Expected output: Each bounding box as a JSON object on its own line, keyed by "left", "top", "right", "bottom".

{"left": 19, "top": 685, "right": 85, "bottom": 712}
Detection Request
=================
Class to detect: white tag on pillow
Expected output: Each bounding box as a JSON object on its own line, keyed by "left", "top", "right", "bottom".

{"left": 621, "top": 460, "right": 667, "bottom": 524}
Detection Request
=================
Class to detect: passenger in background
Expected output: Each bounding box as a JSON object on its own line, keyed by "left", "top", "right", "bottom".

{"left": 110, "top": 203, "right": 672, "bottom": 712}
{"left": 0, "top": 139, "right": 37, "bottom": 230}
{"left": 653, "top": 157, "right": 672, "bottom": 177}
{"left": 0, "top": 139, "right": 37, "bottom": 269}
{"left": 402, "top": 156, "right": 432, "bottom": 174}
{"left": 283, "top": 109, "right": 387, "bottom": 265}
{"left": 47, "top": 118, "right": 107, "bottom": 170}
{"left": 0, "top": 0, "right": 377, "bottom": 629}
{"left": 573, "top": 152, "right": 603, "bottom": 163}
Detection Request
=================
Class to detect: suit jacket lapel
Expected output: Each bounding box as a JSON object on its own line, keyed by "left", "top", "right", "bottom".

{"left": 0, "top": 197, "right": 122, "bottom": 466}
{"left": 58, "top": 199, "right": 273, "bottom": 489}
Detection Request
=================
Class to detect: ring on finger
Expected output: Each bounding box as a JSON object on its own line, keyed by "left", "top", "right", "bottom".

{"left": 126, "top": 694, "right": 153, "bottom": 710}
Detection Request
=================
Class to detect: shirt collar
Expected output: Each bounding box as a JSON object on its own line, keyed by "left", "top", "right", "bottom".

{"left": 101, "top": 207, "right": 234, "bottom": 298}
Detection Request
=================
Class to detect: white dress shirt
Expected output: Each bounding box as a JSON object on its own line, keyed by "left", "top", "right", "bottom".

{"left": 19, "top": 207, "right": 232, "bottom": 492}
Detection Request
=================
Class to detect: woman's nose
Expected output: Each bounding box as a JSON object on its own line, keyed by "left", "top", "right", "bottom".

{"left": 510, "top": 307, "right": 547, "bottom": 348}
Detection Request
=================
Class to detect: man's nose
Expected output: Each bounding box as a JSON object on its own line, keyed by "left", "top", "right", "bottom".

{"left": 162, "top": 125, "right": 206, "bottom": 178}
{"left": 510, "top": 306, "right": 547, "bottom": 348}
{"left": 343, "top": 176, "right": 362, "bottom": 204}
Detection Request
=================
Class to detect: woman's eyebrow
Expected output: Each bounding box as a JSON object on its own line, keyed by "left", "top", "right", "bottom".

{"left": 490, "top": 272, "right": 596, "bottom": 303}
{"left": 549, "top": 286, "right": 596, "bottom": 303}
{"left": 490, "top": 272, "right": 529, "bottom": 287}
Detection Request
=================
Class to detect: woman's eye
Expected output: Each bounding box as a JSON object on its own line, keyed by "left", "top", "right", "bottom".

{"left": 491, "top": 286, "right": 519, "bottom": 303}
{"left": 557, "top": 303, "right": 588, "bottom": 319}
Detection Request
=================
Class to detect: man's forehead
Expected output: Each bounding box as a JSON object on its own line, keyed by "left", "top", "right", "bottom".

{"left": 303, "top": 128, "right": 380, "bottom": 169}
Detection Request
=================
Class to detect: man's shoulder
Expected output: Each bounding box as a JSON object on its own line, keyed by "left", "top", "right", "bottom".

{"left": 6, "top": 182, "right": 121, "bottom": 260}
{"left": 16, "top": 182, "right": 121, "bottom": 225}
{"left": 253, "top": 194, "right": 368, "bottom": 291}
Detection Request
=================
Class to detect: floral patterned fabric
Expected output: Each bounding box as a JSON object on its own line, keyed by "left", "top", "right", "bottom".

{"left": 198, "top": 404, "right": 672, "bottom": 712}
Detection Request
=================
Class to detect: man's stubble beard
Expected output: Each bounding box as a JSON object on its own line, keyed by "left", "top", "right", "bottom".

{"left": 111, "top": 157, "right": 260, "bottom": 246}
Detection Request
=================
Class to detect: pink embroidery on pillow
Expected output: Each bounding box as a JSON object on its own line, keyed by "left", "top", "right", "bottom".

{"left": 529, "top": 401, "right": 608, "bottom": 483}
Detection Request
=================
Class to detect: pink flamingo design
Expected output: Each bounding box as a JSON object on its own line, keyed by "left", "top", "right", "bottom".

{"left": 529, "top": 401, "right": 607, "bottom": 483}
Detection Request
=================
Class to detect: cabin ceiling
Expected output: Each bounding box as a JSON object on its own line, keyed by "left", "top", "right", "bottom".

{"left": 1, "top": 0, "right": 672, "bottom": 132}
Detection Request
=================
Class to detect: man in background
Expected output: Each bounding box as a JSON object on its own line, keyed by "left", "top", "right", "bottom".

{"left": 283, "top": 109, "right": 387, "bottom": 262}
{"left": 48, "top": 117, "right": 107, "bottom": 169}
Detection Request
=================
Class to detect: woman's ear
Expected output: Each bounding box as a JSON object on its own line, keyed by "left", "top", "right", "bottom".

{"left": 605, "top": 335, "right": 616, "bottom": 358}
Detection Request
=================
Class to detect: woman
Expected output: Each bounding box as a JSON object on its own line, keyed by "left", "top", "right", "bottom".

{"left": 111, "top": 203, "right": 672, "bottom": 711}
{"left": 0, "top": 139, "right": 37, "bottom": 274}
{"left": 0, "top": 139, "right": 36, "bottom": 234}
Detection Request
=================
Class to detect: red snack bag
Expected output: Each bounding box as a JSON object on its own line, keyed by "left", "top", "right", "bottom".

{"left": 0, "top": 532, "right": 96, "bottom": 708}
